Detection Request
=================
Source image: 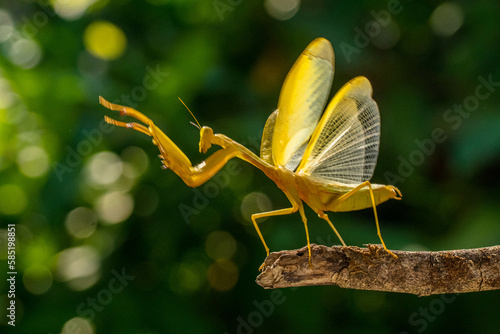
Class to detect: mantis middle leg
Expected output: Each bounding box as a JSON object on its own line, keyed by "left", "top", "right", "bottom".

{"left": 251, "top": 192, "right": 314, "bottom": 269}
{"left": 251, "top": 191, "right": 300, "bottom": 258}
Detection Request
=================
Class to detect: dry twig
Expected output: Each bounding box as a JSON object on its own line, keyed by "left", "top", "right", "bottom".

{"left": 256, "top": 244, "right": 500, "bottom": 296}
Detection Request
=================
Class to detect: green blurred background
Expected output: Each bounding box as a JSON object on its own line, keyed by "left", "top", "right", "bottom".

{"left": 1, "top": 0, "right": 500, "bottom": 333}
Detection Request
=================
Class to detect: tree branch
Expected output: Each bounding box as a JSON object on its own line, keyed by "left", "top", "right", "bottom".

{"left": 255, "top": 244, "right": 500, "bottom": 296}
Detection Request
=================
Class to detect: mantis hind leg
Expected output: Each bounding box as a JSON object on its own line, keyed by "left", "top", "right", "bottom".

{"left": 317, "top": 212, "right": 346, "bottom": 247}
{"left": 334, "top": 181, "right": 397, "bottom": 258}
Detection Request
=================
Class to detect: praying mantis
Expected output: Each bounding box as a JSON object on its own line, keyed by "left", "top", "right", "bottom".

{"left": 100, "top": 37, "right": 402, "bottom": 268}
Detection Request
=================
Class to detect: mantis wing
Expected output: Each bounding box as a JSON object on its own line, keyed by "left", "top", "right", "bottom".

{"left": 296, "top": 76, "right": 380, "bottom": 184}
{"left": 260, "top": 109, "right": 278, "bottom": 165}
{"left": 271, "top": 38, "right": 334, "bottom": 171}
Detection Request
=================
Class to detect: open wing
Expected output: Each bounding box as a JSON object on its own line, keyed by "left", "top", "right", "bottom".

{"left": 296, "top": 76, "right": 380, "bottom": 184}
{"left": 271, "top": 38, "right": 334, "bottom": 171}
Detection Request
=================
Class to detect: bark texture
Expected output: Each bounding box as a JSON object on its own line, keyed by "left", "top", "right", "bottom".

{"left": 255, "top": 244, "right": 500, "bottom": 296}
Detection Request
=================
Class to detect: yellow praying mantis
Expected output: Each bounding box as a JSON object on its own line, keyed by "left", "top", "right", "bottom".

{"left": 100, "top": 37, "right": 402, "bottom": 268}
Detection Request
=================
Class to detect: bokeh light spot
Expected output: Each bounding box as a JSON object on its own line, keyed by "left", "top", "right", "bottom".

{"left": 7, "top": 38, "right": 42, "bottom": 69}
{"left": 207, "top": 259, "right": 239, "bottom": 291}
{"left": 0, "top": 184, "right": 28, "bottom": 215}
{"left": 240, "top": 192, "right": 272, "bottom": 224}
{"left": 264, "top": 0, "right": 300, "bottom": 21}
{"left": 85, "top": 151, "right": 123, "bottom": 187}
{"left": 429, "top": 2, "right": 464, "bottom": 37}
{"left": 0, "top": 78, "right": 16, "bottom": 109}
{"left": 205, "top": 230, "right": 237, "bottom": 260}
{"left": 96, "top": 191, "right": 134, "bottom": 224}
{"left": 84, "top": 21, "right": 127, "bottom": 60}
{"left": 0, "top": 10, "right": 14, "bottom": 43}
{"left": 17, "top": 145, "right": 50, "bottom": 178}
{"left": 23, "top": 264, "right": 53, "bottom": 295}
{"left": 62, "top": 317, "right": 94, "bottom": 334}
{"left": 65, "top": 207, "right": 98, "bottom": 239}
{"left": 54, "top": 0, "right": 98, "bottom": 21}
{"left": 56, "top": 246, "right": 101, "bottom": 291}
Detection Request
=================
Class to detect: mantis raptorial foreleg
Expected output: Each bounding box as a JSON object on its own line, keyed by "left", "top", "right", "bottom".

{"left": 100, "top": 97, "right": 244, "bottom": 187}
{"left": 332, "top": 181, "right": 398, "bottom": 258}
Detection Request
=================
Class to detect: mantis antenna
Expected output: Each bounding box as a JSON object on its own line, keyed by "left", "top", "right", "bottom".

{"left": 178, "top": 97, "right": 201, "bottom": 129}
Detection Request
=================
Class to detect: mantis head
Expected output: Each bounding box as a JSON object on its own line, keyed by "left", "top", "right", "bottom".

{"left": 199, "top": 126, "right": 214, "bottom": 153}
